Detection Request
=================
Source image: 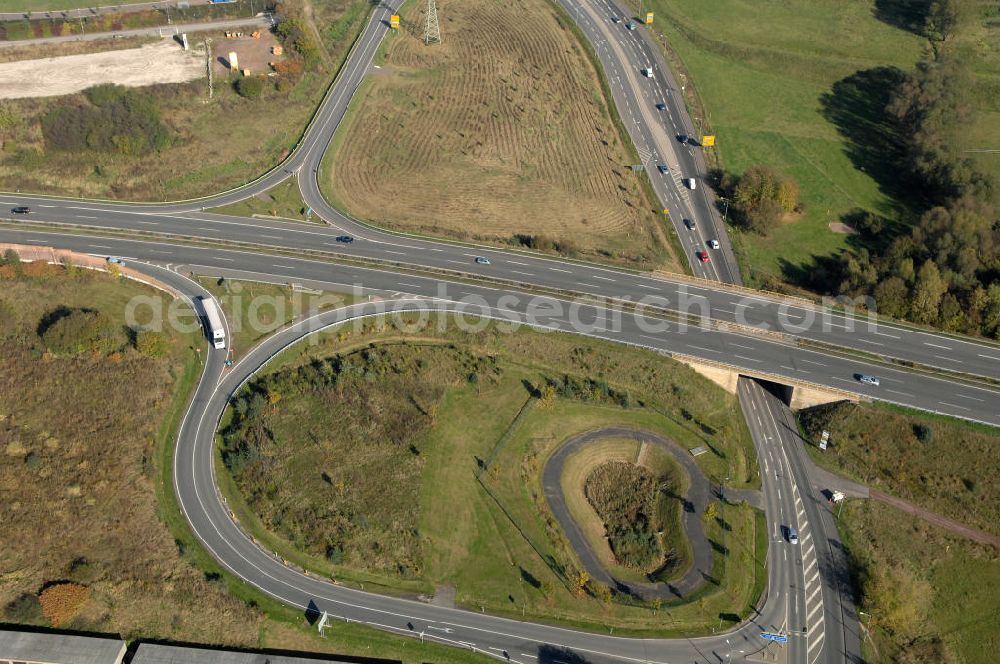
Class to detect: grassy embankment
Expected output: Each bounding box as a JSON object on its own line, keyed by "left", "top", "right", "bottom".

{"left": 216, "top": 315, "right": 766, "bottom": 635}
{"left": 797, "top": 400, "right": 1000, "bottom": 663}
{"left": 194, "top": 276, "right": 362, "bottom": 356}
{"left": 0, "top": 1, "right": 254, "bottom": 40}
{"left": 627, "top": 0, "right": 999, "bottom": 288}
{"left": 209, "top": 179, "right": 317, "bottom": 224}
{"left": 0, "top": 0, "right": 371, "bottom": 202}
{"left": 0, "top": 261, "right": 496, "bottom": 663}
{"left": 322, "top": 0, "right": 680, "bottom": 271}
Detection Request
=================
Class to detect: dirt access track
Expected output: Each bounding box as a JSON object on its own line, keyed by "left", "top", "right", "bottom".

{"left": 0, "top": 39, "right": 203, "bottom": 99}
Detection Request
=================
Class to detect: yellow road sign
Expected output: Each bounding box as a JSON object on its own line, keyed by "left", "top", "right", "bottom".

{"left": 645, "top": 12, "right": 654, "bottom": 24}
{"left": 390, "top": 15, "right": 400, "bottom": 28}
{"left": 702, "top": 135, "right": 716, "bottom": 147}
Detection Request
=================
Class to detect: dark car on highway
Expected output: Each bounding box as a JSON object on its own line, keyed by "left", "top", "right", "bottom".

{"left": 656, "top": 102, "right": 667, "bottom": 111}
{"left": 11, "top": 206, "right": 30, "bottom": 214}
{"left": 684, "top": 219, "right": 696, "bottom": 230}
{"left": 335, "top": 235, "right": 354, "bottom": 243}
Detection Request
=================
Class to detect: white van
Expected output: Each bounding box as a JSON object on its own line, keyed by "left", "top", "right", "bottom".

{"left": 684, "top": 178, "right": 697, "bottom": 190}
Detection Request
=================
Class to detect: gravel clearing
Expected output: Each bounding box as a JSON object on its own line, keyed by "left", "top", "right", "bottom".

{"left": 0, "top": 39, "right": 203, "bottom": 99}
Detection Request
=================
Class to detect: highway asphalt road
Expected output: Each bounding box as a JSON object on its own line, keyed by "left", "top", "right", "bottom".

{"left": 737, "top": 378, "right": 862, "bottom": 664}
{"left": 541, "top": 427, "right": 714, "bottom": 599}
{"left": 0, "top": 0, "right": 996, "bottom": 661}
{"left": 6, "top": 203, "right": 1000, "bottom": 389}
{"left": 558, "top": 0, "right": 741, "bottom": 284}
{"left": 139, "top": 260, "right": 802, "bottom": 664}
{"left": 4, "top": 225, "right": 998, "bottom": 429}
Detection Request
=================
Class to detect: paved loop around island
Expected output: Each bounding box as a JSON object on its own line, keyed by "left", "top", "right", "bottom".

{"left": 542, "top": 426, "right": 716, "bottom": 600}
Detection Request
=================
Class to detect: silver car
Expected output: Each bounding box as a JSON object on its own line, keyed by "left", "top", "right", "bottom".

{"left": 858, "top": 374, "right": 880, "bottom": 386}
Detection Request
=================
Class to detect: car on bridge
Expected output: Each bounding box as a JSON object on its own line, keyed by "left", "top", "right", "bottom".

{"left": 684, "top": 219, "right": 696, "bottom": 230}
{"left": 708, "top": 239, "right": 720, "bottom": 249}
{"left": 696, "top": 249, "right": 710, "bottom": 263}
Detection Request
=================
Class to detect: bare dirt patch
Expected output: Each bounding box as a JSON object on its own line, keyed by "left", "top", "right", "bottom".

{"left": 0, "top": 39, "right": 202, "bottom": 99}
{"left": 211, "top": 30, "right": 282, "bottom": 77}
{"left": 327, "top": 0, "right": 677, "bottom": 269}
{"left": 828, "top": 222, "right": 856, "bottom": 234}
{"left": 0, "top": 35, "right": 156, "bottom": 64}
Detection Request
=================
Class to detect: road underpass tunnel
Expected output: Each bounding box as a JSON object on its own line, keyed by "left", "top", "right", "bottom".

{"left": 742, "top": 376, "right": 794, "bottom": 406}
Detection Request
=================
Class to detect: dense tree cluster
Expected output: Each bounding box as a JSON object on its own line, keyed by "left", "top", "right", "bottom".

{"left": 719, "top": 165, "right": 801, "bottom": 235}
{"left": 543, "top": 373, "right": 635, "bottom": 408}
{"left": 584, "top": 461, "right": 667, "bottom": 570}
{"left": 39, "top": 308, "right": 127, "bottom": 355}
{"left": 234, "top": 75, "right": 265, "bottom": 99}
{"left": 40, "top": 84, "right": 170, "bottom": 156}
{"left": 273, "top": 0, "right": 323, "bottom": 69}
{"left": 833, "top": 46, "right": 999, "bottom": 337}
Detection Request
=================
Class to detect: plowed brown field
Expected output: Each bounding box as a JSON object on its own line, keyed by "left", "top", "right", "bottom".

{"left": 327, "top": 0, "right": 678, "bottom": 269}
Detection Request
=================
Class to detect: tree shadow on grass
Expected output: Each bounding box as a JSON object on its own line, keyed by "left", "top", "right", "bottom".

{"left": 778, "top": 253, "right": 850, "bottom": 295}
{"left": 873, "top": 0, "right": 931, "bottom": 36}
{"left": 819, "top": 66, "right": 912, "bottom": 216}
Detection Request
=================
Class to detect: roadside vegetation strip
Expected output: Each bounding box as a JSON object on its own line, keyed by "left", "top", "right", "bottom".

{"left": 210, "top": 312, "right": 762, "bottom": 634}
{"left": 837, "top": 500, "right": 1000, "bottom": 664}
{"left": 194, "top": 275, "right": 362, "bottom": 356}
{"left": 0, "top": 2, "right": 258, "bottom": 42}
{"left": 324, "top": 0, "right": 677, "bottom": 272}
{"left": 13, "top": 221, "right": 1000, "bottom": 401}
{"left": 799, "top": 399, "right": 1000, "bottom": 537}
{"left": 209, "top": 180, "right": 319, "bottom": 224}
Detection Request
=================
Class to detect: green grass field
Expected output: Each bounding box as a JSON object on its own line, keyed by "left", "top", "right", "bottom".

{"left": 216, "top": 315, "right": 765, "bottom": 634}
{"left": 209, "top": 180, "right": 318, "bottom": 223}
{"left": 799, "top": 400, "right": 999, "bottom": 535}
{"left": 838, "top": 500, "right": 999, "bottom": 663}
{"left": 630, "top": 0, "right": 999, "bottom": 287}
{"left": 798, "top": 395, "right": 1000, "bottom": 662}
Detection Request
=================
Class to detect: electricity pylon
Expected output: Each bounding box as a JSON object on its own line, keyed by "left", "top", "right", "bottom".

{"left": 424, "top": 0, "right": 441, "bottom": 45}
